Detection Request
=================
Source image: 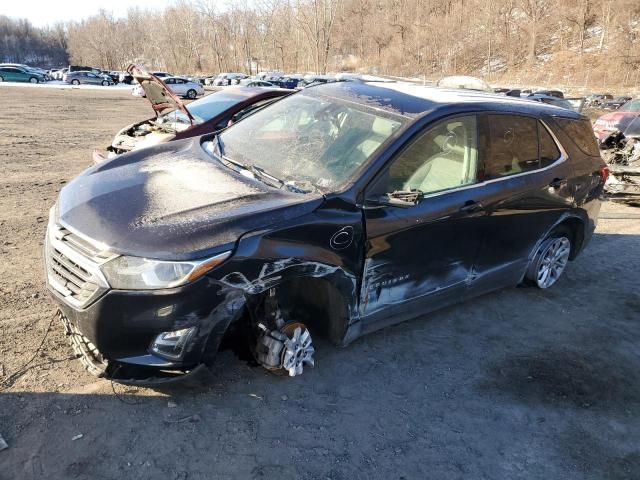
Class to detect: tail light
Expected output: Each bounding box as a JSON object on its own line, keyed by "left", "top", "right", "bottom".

{"left": 599, "top": 166, "right": 610, "bottom": 183}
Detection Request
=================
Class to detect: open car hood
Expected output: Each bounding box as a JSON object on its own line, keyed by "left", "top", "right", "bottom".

{"left": 127, "top": 64, "right": 194, "bottom": 123}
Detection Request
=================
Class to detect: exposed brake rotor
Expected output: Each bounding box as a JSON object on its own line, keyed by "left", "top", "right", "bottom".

{"left": 256, "top": 321, "right": 315, "bottom": 377}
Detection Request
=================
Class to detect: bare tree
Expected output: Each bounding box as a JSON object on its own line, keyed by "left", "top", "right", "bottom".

{"left": 519, "top": 0, "right": 550, "bottom": 63}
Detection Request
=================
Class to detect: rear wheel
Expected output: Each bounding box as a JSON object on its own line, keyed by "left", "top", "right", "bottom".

{"left": 102, "top": 80, "right": 109, "bottom": 86}
{"left": 525, "top": 227, "right": 572, "bottom": 289}
{"left": 29, "top": 77, "right": 39, "bottom": 83}
{"left": 71, "top": 79, "right": 80, "bottom": 85}
{"left": 186, "top": 89, "right": 197, "bottom": 99}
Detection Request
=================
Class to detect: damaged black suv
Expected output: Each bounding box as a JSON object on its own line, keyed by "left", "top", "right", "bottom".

{"left": 45, "top": 82, "right": 607, "bottom": 384}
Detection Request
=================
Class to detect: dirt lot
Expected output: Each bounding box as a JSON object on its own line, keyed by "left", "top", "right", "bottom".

{"left": 0, "top": 85, "right": 639, "bottom": 480}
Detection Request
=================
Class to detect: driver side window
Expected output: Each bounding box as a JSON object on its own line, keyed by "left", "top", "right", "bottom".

{"left": 383, "top": 115, "right": 479, "bottom": 194}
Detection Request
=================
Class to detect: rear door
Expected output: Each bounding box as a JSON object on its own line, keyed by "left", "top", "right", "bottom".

{"left": 2, "top": 68, "right": 21, "bottom": 82}
{"left": 468, "top": 113, "right": 574, "bottom": 295}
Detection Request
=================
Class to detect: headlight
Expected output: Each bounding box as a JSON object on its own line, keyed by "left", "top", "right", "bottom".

{"left": 101, "top": 251, "right": 230, "bottom": 290}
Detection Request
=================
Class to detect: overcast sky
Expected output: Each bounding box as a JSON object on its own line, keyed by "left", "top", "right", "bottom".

{"left": 1, "top": 0, "right": 172, "bottom": 27}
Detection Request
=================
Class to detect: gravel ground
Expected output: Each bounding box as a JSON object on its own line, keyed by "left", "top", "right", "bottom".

{"left": 0, "top": 86, "right": 639, "bottom": 480}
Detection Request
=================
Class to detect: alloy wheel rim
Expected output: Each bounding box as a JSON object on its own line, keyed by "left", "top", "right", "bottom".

{"left": 536, "top": 237, "right": 570, "bottom": 288}
{"left": 281, "top": 324, "right": 315, "bottom": 377}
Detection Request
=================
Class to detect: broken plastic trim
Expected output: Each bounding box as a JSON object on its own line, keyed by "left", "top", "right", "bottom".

{"left": 59, "top": 310, "right": 204, "bottom": 385}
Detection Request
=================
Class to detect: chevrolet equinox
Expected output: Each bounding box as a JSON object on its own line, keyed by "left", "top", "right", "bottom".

{"left": 44, "top": 82, "right": 607, "bottom": 383}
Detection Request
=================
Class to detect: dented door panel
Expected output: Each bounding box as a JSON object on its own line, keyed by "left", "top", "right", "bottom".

{"left": 360, "top": 188, "right": 485, "bottom": 327}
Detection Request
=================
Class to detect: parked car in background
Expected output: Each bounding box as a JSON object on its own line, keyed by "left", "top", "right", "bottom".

{"left": 525, "top": 93, "right": 577, "bottom": 111}
{"left": 186, "top": 76, "right": 207, "bottom": 85}
{"left": 238, "top": 79, "right": 276, "bottom": 87}
{"left": 103, "top": 65, "right": 291, "bottom": 157}
{"left": 0, "top": 63, "right": 49, "bottom": 80}
{"left": 51, "top": 68, "right": 68, "bottom": 80}
{"left": 132, "top": 75, "right": 204, "bottom": 99}
{"left": 532, "top": 89, "right": 564, "bottom": 99}
{"left": 586, "top": 93, "right": 613, "bottom": 107}
{"left": 0, "top": 65, "right": 46, "bottom": 83}
{"left": 103, "top": 71, "right": 123, "bottom": 84}
{"left": 64, "top": 71, "right": 114, "bottom": 86}
{"left": 593, "top": 98, "right": 640, "bottom": 141}
{"left": 151, "top": 71, "right": 172, "bottom": 79}
{"left": 281, "top": 74, "right": 304, "bottom": 89}
{"left": 301, "top": 74, "right": 336, "bottom": 87}
{"left": 210, "top": 73, "right": 248, "bottom": 86}
{"left": 68, "top": 65, "right": 102, "bottom": 76}
{"left": 119, "top": 72, "right": 134, "bottom": 84}
{"left": 45, "top": 81, "right": 606, "bottom": 383}
{"left": 601, "top": 96, "right": 633, "bottom": 110}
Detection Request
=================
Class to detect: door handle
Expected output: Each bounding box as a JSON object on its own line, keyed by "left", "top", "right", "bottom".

{"left": 459, "top": 200, "right": 484, "bottom": 214}
{"left": 549, "top": 177, "right": 566, "bottom": 189}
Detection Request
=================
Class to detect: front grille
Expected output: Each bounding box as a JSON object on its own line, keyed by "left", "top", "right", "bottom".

{"left": 55, "top": 225, "right": 113, "bottom": 262}
{"left": 46, "top": 222, "right": 113, "bottom": 309}
{"left": 49, "top": 246, "right": 100, "bottom": 304}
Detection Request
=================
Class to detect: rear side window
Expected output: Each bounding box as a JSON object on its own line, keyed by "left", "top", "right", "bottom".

{"left": 539, "top": 123, "right": 561, "bottom": 167}
{"left": 480, "top": 115, "right": 539, "bottom": 179}
{"left": 554, "top": 118, "right": 601, "bottom": 157}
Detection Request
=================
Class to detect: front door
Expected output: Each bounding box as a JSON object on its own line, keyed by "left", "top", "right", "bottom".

{"left": 360, "top": 114, "right": 486, "bottom": 329}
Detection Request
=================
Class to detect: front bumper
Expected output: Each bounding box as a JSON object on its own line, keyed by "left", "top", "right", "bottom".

{"left": 58, "top": 309, "right": 207, "bottom": 385}
{"left": 48, "top": 274, "right": 233, "bottom": 384}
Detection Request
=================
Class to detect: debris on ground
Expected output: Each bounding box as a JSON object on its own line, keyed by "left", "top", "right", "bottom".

{"left": 163, "top": 414, "right": 201, "bottom": 424}
{"left": 601, "top": 117, "right": 640, "bottom": 205}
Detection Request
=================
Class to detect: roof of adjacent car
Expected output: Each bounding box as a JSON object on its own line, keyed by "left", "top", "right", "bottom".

{"left": 311, "top": 81, "right": 584, "bottom": 120}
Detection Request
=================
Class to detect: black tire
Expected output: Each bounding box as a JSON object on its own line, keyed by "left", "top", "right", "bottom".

{"left": 524, "top": 226, "right": 573, "bottom": 289}
{"left": 29, "top": 77, "right": 39, "bottom": 84}
{"left": 72, "top": 79, "right": 80, "bottom": 85}
{"left": 186, "top": 89, "right": 197, "bottom": 99}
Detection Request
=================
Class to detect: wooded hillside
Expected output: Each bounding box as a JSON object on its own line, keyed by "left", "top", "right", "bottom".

{"left": 4, "top": 0, "right": 640, "bottom": 90}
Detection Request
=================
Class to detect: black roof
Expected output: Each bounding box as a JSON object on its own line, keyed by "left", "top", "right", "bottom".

{"left": 311, "top": 81, "right": 584, "bottom": 121}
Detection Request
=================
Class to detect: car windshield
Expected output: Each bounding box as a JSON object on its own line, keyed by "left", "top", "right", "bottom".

{"left": 158, "top": 91, "right": 248, "bottom": 125}
{"left": 619, "top": 100, "right": 640, "bottom": 112}
{"left": 217, "top": 89, "right": 405, "bottom": 191}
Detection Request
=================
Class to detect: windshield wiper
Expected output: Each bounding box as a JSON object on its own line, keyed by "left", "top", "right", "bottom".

{"left": 213, "top": 136, "right": 288, "bottom": 189}
{"left": 212, "top": 135, "right": 314, "bottom": 193}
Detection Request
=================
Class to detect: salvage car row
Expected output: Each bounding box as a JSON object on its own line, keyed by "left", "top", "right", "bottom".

{"left": 43, "top": 65, "right": 608, "bottom": 384}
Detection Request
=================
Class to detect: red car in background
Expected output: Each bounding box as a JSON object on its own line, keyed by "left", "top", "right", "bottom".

{"left": 96, "top": 65, "right": 291, "bottom": 162}
{"left": 593, "top": 98, "right": 640, "bottom": 142}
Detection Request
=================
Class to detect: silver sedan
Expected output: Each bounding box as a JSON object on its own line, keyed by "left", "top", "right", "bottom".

{"left": 64, "top": 71, "right": 114, "bottom": 86}
{"left": 132, "top": 76, "right": 205, "bottom": 99}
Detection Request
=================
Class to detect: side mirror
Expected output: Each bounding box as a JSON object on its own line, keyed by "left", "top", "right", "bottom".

{"left": 365, "top": 189, "right": 424, "bottom": 209}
